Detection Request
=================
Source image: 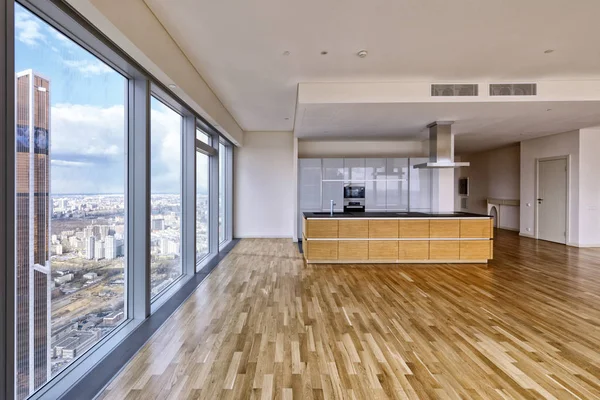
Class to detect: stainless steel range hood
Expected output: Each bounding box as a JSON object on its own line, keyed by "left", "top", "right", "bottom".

{"left": 414, "top": 121, "right": 470, "bottom": 169}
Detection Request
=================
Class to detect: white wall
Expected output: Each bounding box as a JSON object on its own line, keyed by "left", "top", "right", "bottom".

{"left": 298, "top": 140, "right": 427, "bottom": 158}
{"left": 578, "top": 127, "right": 600, "bottom": 247}
{"left": 520, "top": 131, "right": 579, "bottom": 244}
{"left": 457, "top": 144, "right": 520, "bottom": 230}
{"left": 234, "top": 132, "right": 294, "bottom": 238}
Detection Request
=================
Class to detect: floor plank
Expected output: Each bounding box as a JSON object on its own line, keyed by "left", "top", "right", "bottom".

{"left": 98, "top": 232, "right": 600, "bottom": 400}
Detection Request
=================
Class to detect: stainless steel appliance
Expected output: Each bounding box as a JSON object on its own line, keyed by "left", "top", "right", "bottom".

{"left": 343, "top": 185, "right": 365, "bottom": 212}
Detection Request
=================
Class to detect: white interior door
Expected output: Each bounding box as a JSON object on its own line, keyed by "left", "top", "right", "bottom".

{"left": 538, "top": 158, "right": 567, "bottom": 244}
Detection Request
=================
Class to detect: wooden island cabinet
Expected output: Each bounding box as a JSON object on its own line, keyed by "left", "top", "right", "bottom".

{"left": 302, "top": 213, "right": 493, "bottom": 264}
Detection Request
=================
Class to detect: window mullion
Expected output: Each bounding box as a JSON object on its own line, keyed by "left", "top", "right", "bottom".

{"left": 1, "top": 1, "right": 16, "bottom": 399}
{"left": 181, "top": 115, "right": 196, "bottom": 276}
{"left": 129, "top": 78, "right": 151, "bottom": 319}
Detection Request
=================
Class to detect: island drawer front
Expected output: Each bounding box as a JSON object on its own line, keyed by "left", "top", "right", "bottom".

{"left": 460, "top": 240, "right": 493, "bottom": 260}
{"left": 429, "top": 241, "right": 460, "bottom": 259}
{"left": 430, "top": 220, "right": 460, "bottom": 238}
{"left": 369, "top": 220, "right": 399, "bottom": 238}
{"left": 460, "top": 219, "right": 492, "bottom": 238}
{"left": 369, "top": 241, "right": 398, "bottom": 259}
{"left": 307, "top": 241, "right": 338, "bottom": 260}
{"left": 399, "top": 220, "right": 430, "bottom": 238}
{"left": 399, "top": 241, "right": 429, "bottom": 260}
{"left": 339, "top": 240, "right": 369, "bottom": 260}
{"left": 339, "top": 220, "right": 369, "bottom": 238}
{"left": 307, "top": 220, "right": 339, "bottom": 238}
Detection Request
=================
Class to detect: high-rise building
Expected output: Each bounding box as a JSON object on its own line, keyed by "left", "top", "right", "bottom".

{"left": 86, "top": 236, "right": 95, "bottom": 260}
{"left": 94, "top": 239, "right": 105, "bottom": 260}
{"left": 105, "top": 235, "right": 117, "bottom": 260}
{"left": 15, "top": 70, "right": 51, "bottom": 399}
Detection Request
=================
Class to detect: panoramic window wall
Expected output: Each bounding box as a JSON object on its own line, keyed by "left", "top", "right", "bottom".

{"left": 150, "top": 96, "right": 183, "bottom": 298}
{"left": 196, "top": 129, "right": 211, "bottom": 263}
{"left": 14, "top": 3, "right": 127, "bottom": 398}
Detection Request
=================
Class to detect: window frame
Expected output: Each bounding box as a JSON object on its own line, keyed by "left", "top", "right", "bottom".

{"left": 148, "top": 86, "right": 197, "bottom": 308}
{"left": 218, "top": 139, "right": 234, "bottom": 248}
{"left": 195, "top": 128, "right": 216, "bottom": 269}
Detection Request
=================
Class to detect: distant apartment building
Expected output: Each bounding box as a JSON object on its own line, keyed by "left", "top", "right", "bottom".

{"left": 86, "top": 236, "right": 95, "bottom": 260}
{"left": 105, "top": 235, "right": 117, "bottom": 260}
{"left": 15, "top": 70, "right": 51, "bottom": 399}
{"left": 160, "top": 238, "right": 180, "bottom": 255}
{"left": 152, "top": 218, "right": 165, "bottom": 230}
{"left": 94, "top": 239, "right": 105, "bottom": 260}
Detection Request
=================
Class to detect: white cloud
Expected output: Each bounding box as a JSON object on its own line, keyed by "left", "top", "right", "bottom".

{"left": 15, "top": 9, "right": 46, "bottom": 46}
{"left": 49, "top": 103, "right": 184, "bottom": 194}
{"left": 62, "top": 59, "right": 113, "bottom": 76}
{"left": 51, "top": 160, "right": 92, "bottom": 168}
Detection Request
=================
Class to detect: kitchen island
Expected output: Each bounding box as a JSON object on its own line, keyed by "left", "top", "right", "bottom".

{"left": 302, "top": 211, "right": 493, "bottom": 264}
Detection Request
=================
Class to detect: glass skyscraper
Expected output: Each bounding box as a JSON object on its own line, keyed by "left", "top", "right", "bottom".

{"left": 15, "top": 70, "right": 51, "bottom": 399}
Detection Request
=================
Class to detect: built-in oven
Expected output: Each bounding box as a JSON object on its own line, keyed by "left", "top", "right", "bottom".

{"left": 343, "top": 185, "right": 365, "bottom": 212}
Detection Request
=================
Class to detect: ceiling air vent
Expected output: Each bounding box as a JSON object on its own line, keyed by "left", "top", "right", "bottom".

{"left": 431, "top": 84, "right": 478, "bottom": 97}
{"left": 490, "top": 83, "right": 537, "bottom": 96}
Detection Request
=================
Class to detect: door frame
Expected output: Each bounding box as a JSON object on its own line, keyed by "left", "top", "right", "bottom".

{"left": 535, "top": 155, "right": 570, "bottom": 244}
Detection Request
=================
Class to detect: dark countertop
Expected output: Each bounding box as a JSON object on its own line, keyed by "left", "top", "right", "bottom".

{"left": 303, "top": 211, "right": 492, "bottom": 219}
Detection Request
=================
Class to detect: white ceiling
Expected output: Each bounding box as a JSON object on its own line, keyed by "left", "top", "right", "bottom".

{"left": 296, "top": 101, "right": 600, "bottom": 152}
{"left": 143, "top": 0, "right": 600, "bottom": 148}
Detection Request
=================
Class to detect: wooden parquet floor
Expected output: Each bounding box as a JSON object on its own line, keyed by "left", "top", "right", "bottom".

{"left": 98, "top": 231, "right": 600, "bottom": 399}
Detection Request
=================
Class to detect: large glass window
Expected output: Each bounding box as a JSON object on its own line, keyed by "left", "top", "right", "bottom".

{"left": 150, "top": 97, "right": 182, "bottom": 298}
{"left": 196, "top": 130, "right": 210, "bottom": 263}
{"left": 14, "top": 4, "right": 126, "bottom": 398}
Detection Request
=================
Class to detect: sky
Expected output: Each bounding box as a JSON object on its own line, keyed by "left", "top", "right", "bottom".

{"left": 15, "top": 3, "right": 209, "bottom": 195}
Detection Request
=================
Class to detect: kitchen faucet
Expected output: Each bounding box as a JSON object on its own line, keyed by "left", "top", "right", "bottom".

{"left": 330, "top": 199, "right": 336, "bottom": 215}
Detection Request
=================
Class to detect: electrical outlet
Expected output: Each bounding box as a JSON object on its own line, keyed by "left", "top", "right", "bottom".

{"left": 527, "top": 228, "right": 531, "bottom": 232}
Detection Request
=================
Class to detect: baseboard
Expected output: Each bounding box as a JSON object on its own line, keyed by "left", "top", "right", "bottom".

{"left": 498, "top": 226, "right": 519, "bottom": 232}
{"left": 567, "top": 242, "right": 600, "bottom": 248}
{"left": 235, "top": 235, "right": 293, "bottom": 239}
{"left": 519, "top": 232, "right": 535, "bottom": 239}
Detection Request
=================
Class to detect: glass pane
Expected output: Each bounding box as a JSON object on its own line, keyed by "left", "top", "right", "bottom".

{"left": 14, "top": 4, "right": 126, "bottom": 397}
{"left": 150, "top": 97, "right": 182, "bottom": 298}
{"left": 196, "top": 149, "right": 209, "bottom": 263}
{"left": 196, "top": 129, "right": 211, "bottom": 145}
{"left": 218, "top": 142, "right": 226, "bottom": 244}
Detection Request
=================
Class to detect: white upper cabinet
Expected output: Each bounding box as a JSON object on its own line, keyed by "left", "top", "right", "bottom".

{"left": 409, "top": 157, "right": 432, "bottom": 211}
{"left": 343, "top": 158, "right": 366, "bottom": 182}
{"left": 386, "top": 158, "right": 409, "bottom": 211}
{"left": 298, "top": 158, "right": 322, "bottom": 210}
{"left": 322, "top": 158, "right": 344, "bottom": 180}
{"left": 365, "top": 158, "right": 386, "bottom": 181}
{"left": 298, "top": 157, "right": 429, "bottom": 214}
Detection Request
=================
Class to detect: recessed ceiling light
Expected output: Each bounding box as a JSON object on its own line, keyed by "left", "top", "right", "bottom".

{"left": 321, "top": 51, "right": 328, "bottom": 55}
{"left": 282, "top": 51, "right": 290, "bottom": 56}
{"left": 544, "top": 49, "right": 554, "bottom": 54}
{"left": 357, "top": 50, "right": 368, "bottom": 58}
{"left": 168, "top": 84, "right": 177, "bottom": 89}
